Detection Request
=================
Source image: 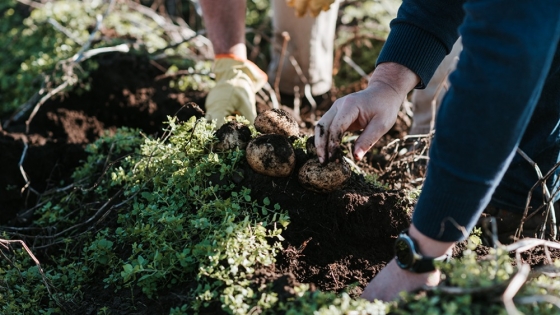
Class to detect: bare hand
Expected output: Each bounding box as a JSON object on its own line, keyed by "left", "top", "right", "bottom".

{"left": 314, "top": 81, "right": 404, "bottom": 163}
{"left": 361, "top": 224, "right": 454, "bottom": 302}
{"left": 361, "top": 258, "right": 441, "bottom": 302}
{"left": 314, "top": 62, "right": 419, "bottom": 163}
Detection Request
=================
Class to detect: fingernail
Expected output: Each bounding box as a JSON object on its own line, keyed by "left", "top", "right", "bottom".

{"left": 354, "top": 149, "right": 364, "bottom": 161}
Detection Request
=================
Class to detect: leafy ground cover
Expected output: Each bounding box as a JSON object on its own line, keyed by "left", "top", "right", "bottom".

{"left": 1, "top": 1, "right": 559, "bottom": 314}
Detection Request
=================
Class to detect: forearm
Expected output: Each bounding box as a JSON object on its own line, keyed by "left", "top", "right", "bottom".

{"left": 199, "top": 0, "right": 247, "bottom": 58}
{"left": 413, "top": 0, "right": 560, "bottom": 242}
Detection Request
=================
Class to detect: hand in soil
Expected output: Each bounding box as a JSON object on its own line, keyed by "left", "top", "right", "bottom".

{"left": 360, "top": 258, "right": 441, "bottom": 302}
{"left": 314, "top": 62, "right": 419, "bottom": 163}
{"left": 361, "top": 224, "right": 454, "bottom": 301}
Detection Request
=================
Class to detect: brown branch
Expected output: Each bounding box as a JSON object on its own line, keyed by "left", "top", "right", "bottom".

{"left": 0, "top": 239, "right": 62, "bottom": 308}
{"left": 502, "top": 264, "right": 530, "bottom": 315}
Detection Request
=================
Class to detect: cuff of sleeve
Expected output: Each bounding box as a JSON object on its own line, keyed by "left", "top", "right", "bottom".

{"left": 376, "top": 22, "right": 449, "bottom": 89}
{"left": 412, "top": 162, "right": 495, "bottom": 242}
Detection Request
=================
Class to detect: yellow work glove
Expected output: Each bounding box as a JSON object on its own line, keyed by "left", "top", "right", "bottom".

{"left": 205, "top": 55, "right": 267, "bottom": 127}
{"left": 286, "top": 0, "right": 336, "bottom": 17}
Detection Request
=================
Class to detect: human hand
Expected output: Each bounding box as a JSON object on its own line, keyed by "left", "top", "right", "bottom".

{"left": 205, "top": 56, "right": 267, "bottom": 127}
{"left": 361, "top": 224, "right": 454, "bottom": 301}
{"left": 360, "top": 258, "right": 441, "bottom": 302}
{"left": 314, "top": 62, "right": 419, "bottom": 163}
{"left": 286, "top": 0, "right": 336, "bottom": 17}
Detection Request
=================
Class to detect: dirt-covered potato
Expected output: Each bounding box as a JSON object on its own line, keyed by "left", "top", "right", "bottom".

{"left": 246, "top": 134, "right": 296, "bottom": 177}
{"left": 254, "top": 108, "right": 299, "bottom": 137}
{"left": 306, "top": 136, "right": 317, "bottom": 157}
{"left": 214, "top": 121, "right": 252, "bottom": 151}
{"left": 298, "top": 158, "right": 351, "bottom": 193}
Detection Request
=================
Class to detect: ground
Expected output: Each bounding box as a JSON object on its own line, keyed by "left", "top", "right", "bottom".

{"left": 0, "top": 53, "right": 557, "bottom": 314}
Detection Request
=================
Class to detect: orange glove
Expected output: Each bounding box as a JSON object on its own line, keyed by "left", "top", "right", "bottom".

{"left": 205, "top": 55, "right": 267, "bottom": 127}
{"left": 286, "top": 0, "right": 336, "bottom": 17}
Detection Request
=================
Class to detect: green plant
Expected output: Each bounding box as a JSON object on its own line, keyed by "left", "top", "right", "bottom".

{"left": 395, "top": 247, "right": 560, "bottom": 315}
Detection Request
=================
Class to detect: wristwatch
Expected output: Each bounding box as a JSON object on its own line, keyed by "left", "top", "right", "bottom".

{"left": 394, "top": 229, "right": 450, "bottom": 273}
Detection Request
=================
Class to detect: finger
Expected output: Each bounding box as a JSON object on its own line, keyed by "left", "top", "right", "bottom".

{"left": 315, "top": 106, "right": 337, "bottom": 164}
{"left": 326, "top": 101, "right": 359, "bottom": 161}
{"left": 353, "top": 115, "right": 393, "bottom": 161}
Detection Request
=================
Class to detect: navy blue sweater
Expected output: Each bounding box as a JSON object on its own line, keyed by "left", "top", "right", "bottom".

{"left": 377, "top": 0, "right": 560, "bottom": 241}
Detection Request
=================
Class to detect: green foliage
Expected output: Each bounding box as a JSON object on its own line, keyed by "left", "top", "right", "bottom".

{"left": 0, "top": 0, "right": 198, "bottom": 115}
{"left": 166, "top": 62, "right": 214, "bottom": 92}
{"left": 395, "top": 248, "right": 560, "bottom": 315}
{"left": 335, "top": 0, "right": 401, "bottom": 87}
{"left": 246, "top": 0, "right": 270, "bottom": 27}
{"left": 0, "top": 0, "right": 94, "bottom": 114}
{"left": 0, "top": 116, "right": 388, "bottom": 314}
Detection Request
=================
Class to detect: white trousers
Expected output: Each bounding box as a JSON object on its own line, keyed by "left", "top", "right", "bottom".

{"left": 267, "top": 0, "right": 340, "bottom": 96}
{"left": 409, "top": 39, "right": 462, "bottom": 135}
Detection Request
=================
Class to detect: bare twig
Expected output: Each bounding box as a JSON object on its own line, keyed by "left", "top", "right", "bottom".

{"left": 25, "top": 81, "right": 70, "bottom": 134}
{"left": 502, "top": 264, "right": 530, "bottom": 315}
{"left": 516, "top": 148, "right": 557, "bottom": 240}
{"left": 423, "top": 282, "right": 508, "bottom": 296}
{"left": 342, "top": 55, "right": 369, "bottom": 82}
{"left": 79, "top": 43, "right": 130, "bottom": 60}
{"left": 25, "top": 43, "right": 130, "bottom": 132}
{"left": 126, "top": 0, "right": 201, "bottom": 44}
{"left": 18, "top": 142, "right": 40, "bottom": 195}
{"left": 288, "top": 56, "right": 316, "bottom": 119}
{"left": 274, "top": 32, "right": 291, "bottom": 102}
{"left": 262, "top": 82, "right": 279, "bottom": 110}
{"left": 48, "top": 18, "right": 84, "bottom": 45}
{"left": 16, "top": 0, "right": 43, "bottom": 9}
{"left": 0, "top": 239, "right": 60, "bottom": 306}
{"left": 73, "top": 0, "right": 117, "bottom": 63}
{"left": 293, "top": 85, "right": 301, "bottom": 121}
{"left": 505, "top": 238, "right": 560, "bottom": 254}
{"left": 515, "top": 295, "right": 560, "bottom": 310}
{"left": 155, "top": 68, "right": 213, "bottom": 81}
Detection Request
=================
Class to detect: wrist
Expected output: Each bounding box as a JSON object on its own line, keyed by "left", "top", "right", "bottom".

{"left": 409, "top": 224, "right": 454, "bottom": 257}
{"left": 369, "top": 62, "right": 420, "bottom": 96}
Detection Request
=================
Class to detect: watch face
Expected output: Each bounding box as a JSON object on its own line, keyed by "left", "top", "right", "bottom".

{"left": 395, "top": 237, "right": 414, "bottom": 269}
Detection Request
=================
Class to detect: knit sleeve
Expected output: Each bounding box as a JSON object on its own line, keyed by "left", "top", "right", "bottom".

{"left": 376, "top": 0, "right": 465, "bottom": 88}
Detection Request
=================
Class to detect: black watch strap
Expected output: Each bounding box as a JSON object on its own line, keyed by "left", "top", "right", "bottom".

{"left": 395, "top": 229, "right": 450, "bottom": 273}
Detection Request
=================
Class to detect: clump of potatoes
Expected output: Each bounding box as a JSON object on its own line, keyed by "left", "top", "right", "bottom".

{"left": 244, "top": 110, "right": 351, "bottom": 192}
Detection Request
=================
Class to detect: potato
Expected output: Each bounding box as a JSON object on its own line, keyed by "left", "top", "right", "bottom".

{"left": 214, "top": 121, "right": 252, "bottom": 151}
{"left": 298, "top": 157, "right": 351, "bottom": 193}
{"left": 246, "top": 134, "right": 296, "bottom": 177}
{"left": 306, "top": 136, "right": 317, "bottom": 157}
{"left": 254, "top": 108, "right": 299, "bottom": 137}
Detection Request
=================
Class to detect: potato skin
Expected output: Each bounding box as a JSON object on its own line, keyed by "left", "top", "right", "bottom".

{"left": 254, "top": 109, "right": 299, "bottom": 137}
{"left": 306, "top": 136, "right": 317, "bottom": 157}
{"left": 246, "top": 134, "right": 296, "bottom": 177}
{"left": 214, "top": 121, "right": 252, "bottom": 151}
{"left": 298, "top": 158, "right": 351, "bottom": 193}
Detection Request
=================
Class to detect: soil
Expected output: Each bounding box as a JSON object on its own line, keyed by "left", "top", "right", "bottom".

{"left": 0, "top": 53, "right": 558, "bottom": 314}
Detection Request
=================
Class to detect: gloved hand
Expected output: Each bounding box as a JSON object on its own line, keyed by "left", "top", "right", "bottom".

{"left": 205, "top": 55, "right": 267, "bottom": 127}
{"left": 286, "top": 0, "right": 336, "bottom": 17}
